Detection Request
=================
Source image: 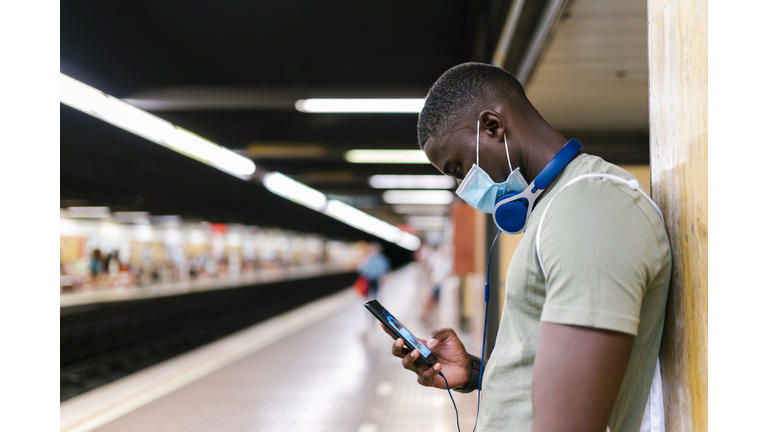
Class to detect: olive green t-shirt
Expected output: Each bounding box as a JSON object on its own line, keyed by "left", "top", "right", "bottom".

{"left": 477, "top": 154, "right": 671, "bottom": 432}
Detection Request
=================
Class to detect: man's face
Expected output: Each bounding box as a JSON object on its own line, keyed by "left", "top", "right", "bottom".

{"left": 423, "top": 128, "right": 511, "bottom": 185}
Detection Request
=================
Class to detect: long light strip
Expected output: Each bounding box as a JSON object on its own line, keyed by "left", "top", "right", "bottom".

{"left": 382, "top": 190, "right": 455, "bottom": 205}
{"left": 262, "top": 172, "right": 421, "bottom": 250}
{"left": 345, "top": 150, "right": 430, "bottom": 164}
{"left": 325, "top": 200, "right": 421, "bottom": 251}
{"left": 406, "top": 215, "right": 450, "bottom": 230}
{"left": 67, "top": 207, "right": 111, "bottom": 219}
{"left": 295, "top": 98, "right": 425, "bottom": 113}
{"left": 263, "top": 172, "right": 328, "bottom": 211}
{"left": 60, "top": 74, "right": 256, "bottom": 178}
{"left": 369, "top": 175, "right": 455, "bottom": 189}
{"left": 391, "top": 204, "right": 450, "bottom": 214}
{"left": 325, "top": 200, "right": 400, "bottom": 242}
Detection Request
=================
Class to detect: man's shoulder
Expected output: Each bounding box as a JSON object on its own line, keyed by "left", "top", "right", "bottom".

{"left": 536, "top": 153, "right": 667, "bottom": 252}
{"left": 543, "top": 155, "right": 655, "bottom": 216}
{"left": 564, "top": 154, "right": 642, "bottom": 186}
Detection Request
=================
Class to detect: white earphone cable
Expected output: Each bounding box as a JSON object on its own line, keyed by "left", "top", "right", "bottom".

{"left": 476, "top": 120, "right": 480, "bottom": 165}
{"left": 503, "top": 134, "right": 512, "bottom": 173}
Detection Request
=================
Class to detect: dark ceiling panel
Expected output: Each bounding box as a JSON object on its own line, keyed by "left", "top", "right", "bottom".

{"left": 152, "top": 111, "right": 424, "bottom": 148}
{"left": 61, "top": 0, "right": 481, "bottom": 92}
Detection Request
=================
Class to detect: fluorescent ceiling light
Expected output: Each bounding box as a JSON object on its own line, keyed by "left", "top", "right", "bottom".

{"left": 113, "top": 211, "right": 150, "bottom": 224}
{"left": 406, "top": 215, "right": 450, "bottom": 229}
{"left": 395, "top": 232, "right": 422, "bottom": 251}
{"left": 345, "top": 150, "right": 430, "bottom": 164}
{"left": 324, "top": 200, "right": 421, "bottom": 251}
{"left": 67, "top": 207, "right": 111, "bottom": 219}
{"left": 60, "top": 74, "right": 108, "bottom": 114}
{"left": 60, "top": 73, "right": 256, "bottom": 178}
{"left": 263, "top": 172, "right": 328, "bottom": 211}
{"left": 326, "top": 200, "right": 399, "bottom": 241}
{"left": 165, "top": 128, "right": 256, "bottom": 177}
{"left": 98, "top": 95, "right": 176, "bottom": 144}
{"left": 369, "top": 175, "right": 455, "bottom": 189}
{"left": 382, "top": 190, "right": 454, "bottom": 205}
{"left": 391, "top": 204, "right": 450, "bottom": 214}
{"left": 295, "top": 98, "right": 424, "bottom": 113}
{"left": 151, "top": 215, "right": 183, "bottom": 227}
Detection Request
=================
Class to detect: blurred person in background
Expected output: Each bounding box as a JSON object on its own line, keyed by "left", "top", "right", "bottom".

{"left": 358, "top": 242, "right": 391, "bottom": 341}
{"left": 105, "top": 250, "right": 119, "bottom": 276}
{"left": 415, "top": 244, "right": 435, "bottom": 304}
{"left": 357, "top": 242, "right": 390, "bottom": 300}
{"left": 420, "top": 243, "right": 453, "bottom": 323}
{"left": 89, "top": 248, "right": 103, "bottom": 278}
{"left": 89, "top": 248, "right": 105, "bottom": 289}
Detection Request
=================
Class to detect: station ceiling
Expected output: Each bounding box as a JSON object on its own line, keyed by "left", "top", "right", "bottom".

{"left": 60, "top": 0, "right": 649, "bottom": 241}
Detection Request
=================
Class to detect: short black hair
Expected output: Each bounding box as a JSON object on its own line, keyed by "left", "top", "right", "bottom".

{"left": 417, "top": 62, "right": 529, "bottom": 149}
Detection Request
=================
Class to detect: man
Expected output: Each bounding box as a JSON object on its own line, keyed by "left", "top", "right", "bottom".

{"left": 382, "top": 63, "right": 671, "bottom": 432}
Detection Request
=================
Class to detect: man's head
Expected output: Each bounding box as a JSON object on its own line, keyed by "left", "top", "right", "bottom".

{"left": 418, "top": 62, "right": 540, "bottom": 184}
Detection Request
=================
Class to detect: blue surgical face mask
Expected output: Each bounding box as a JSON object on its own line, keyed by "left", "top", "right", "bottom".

{"left": 455, "top": 121, "right": 528, "bottom": 214}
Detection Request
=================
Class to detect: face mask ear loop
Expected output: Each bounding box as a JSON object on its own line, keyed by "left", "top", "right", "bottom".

{"left": 476, "top": 120, "right": 480, "bottom": 166}
{"left": 503, "top": 133, "right": 513, "bottom": 173}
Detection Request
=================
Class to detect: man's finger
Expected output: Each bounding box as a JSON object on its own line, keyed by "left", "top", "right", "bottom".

{"left": 391, "top": 338, "right": 408, "bottom": 358}
{"left": 417, "top": 363, "right": 442, "bottom": 387}
{"left": 402, "top": 347, "right": 427, "bottom": 372}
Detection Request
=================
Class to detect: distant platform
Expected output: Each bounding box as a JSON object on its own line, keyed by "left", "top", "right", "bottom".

{"left": 60, "top": 264, "right": 353, "bottom": 307}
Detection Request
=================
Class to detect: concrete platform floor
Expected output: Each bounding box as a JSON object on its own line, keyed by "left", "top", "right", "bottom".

{"left": 70, "top": 263, "right": 480, "bottom": 432}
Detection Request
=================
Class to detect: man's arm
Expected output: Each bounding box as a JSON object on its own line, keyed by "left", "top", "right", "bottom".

{"left": 532, "top": 322, "right": 634, "bottom": 432}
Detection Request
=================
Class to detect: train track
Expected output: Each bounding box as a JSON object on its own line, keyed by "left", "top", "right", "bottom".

{"left": 60, "top": 272, "right": 357, "bottom": 401}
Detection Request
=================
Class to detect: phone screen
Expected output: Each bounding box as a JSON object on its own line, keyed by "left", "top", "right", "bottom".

{"left": 381, "top": 307, "right": 433, "bottom": 359}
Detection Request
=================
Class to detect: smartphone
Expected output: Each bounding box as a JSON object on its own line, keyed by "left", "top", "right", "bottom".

{"left": 364, "top": 299, "right": 438, "bottom": 368}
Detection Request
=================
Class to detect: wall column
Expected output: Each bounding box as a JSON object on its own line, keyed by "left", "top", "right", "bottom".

{"left": 647, "top": 0, "right": 708, "bottom": 431}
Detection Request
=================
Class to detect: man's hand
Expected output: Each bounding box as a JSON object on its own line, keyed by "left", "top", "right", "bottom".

{"left": 381, "top": 324, "right": 472, "bottom": 389}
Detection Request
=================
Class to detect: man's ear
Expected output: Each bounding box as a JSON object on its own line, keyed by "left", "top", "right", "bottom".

{"left": 479, "top": 110, "right": 506, "bottom": 142}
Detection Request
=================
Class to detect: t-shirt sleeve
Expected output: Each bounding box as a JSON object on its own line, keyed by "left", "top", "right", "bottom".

{"left": 537, "top": 177, "right": 663, "bottom": 336}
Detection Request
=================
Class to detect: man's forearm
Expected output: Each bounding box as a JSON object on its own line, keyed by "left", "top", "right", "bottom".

{"left": 531, "top": 323, "right": 634, "bottom": 432}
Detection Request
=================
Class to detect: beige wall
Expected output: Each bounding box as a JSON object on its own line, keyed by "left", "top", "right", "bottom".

{"left": 648, "top": 0, "right": 708, "bottom": 430}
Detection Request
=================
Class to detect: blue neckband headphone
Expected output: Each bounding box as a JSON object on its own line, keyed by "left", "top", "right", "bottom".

{"left": 492, "top": 139, "right": 583, "bottom": 235}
